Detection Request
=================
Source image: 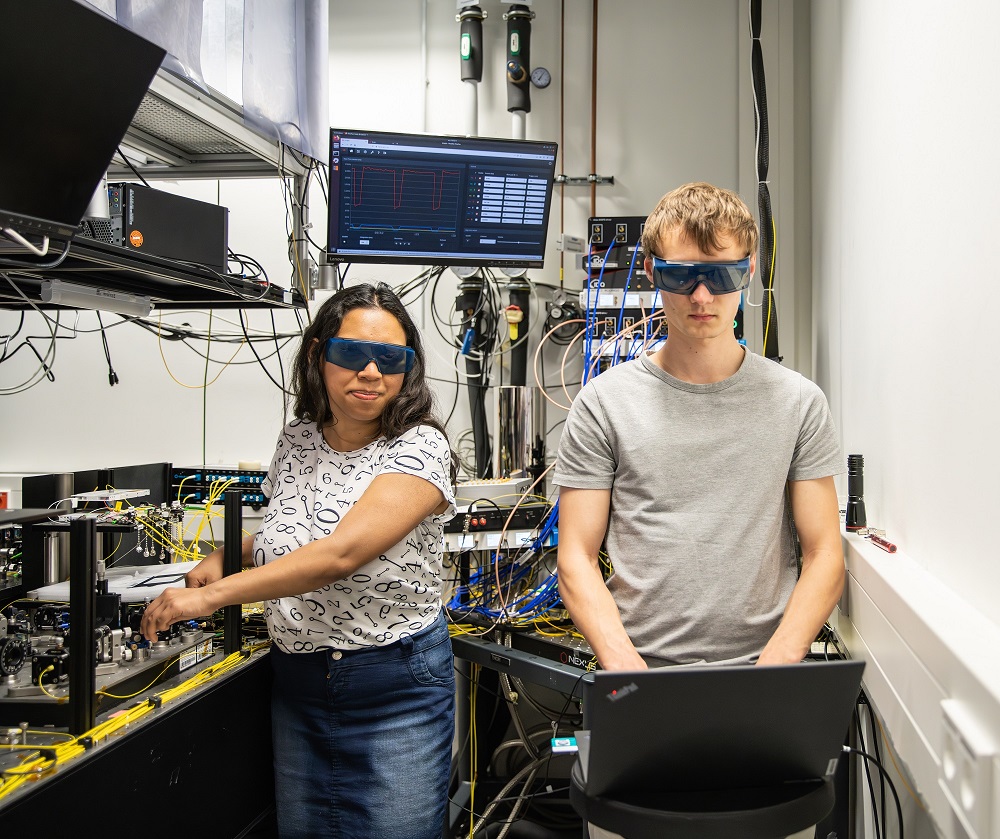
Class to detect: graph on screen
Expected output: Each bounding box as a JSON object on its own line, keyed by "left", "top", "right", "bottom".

{"left": 348, "top": 165, "right": 461, "bottom": 232}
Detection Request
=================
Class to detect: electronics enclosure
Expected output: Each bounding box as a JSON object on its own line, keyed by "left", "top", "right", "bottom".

{"left": 78, "top": 183, "right": 229, "bottom": 273}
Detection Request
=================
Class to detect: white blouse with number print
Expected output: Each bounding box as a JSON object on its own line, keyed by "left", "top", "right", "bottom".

{"left": 254, "top": 419, "right": 456, "bottom": 654}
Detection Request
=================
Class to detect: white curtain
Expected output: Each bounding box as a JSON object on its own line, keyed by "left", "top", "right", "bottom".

{"left": 242, "top": 0, "right": 330, "bottom": 162}
{"left": 80, "top": 0, "right": 329, "bottom": 161}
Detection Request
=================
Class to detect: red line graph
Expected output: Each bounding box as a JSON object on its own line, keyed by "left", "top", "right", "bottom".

{"left": 352, "top": 166, "right": 459, "bottom": 211}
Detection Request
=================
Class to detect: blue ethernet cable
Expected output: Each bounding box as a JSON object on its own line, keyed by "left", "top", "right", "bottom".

{"left": 612, "top": 238, "right": 642, "bottom": 367}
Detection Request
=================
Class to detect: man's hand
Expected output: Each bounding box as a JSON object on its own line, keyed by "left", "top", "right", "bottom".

{"left": 600, "top": 649, "right": 649, "bottom": 672}
{"left": 755, "top": 640, "right": 806, "bottom": 666}
{"left": 141, "top": 587, "right": 216, "bottom": 640}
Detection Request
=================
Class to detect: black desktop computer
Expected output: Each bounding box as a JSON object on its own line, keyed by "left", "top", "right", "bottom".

{"left": 80, "top": 183, "right": 229, "bottom": 273}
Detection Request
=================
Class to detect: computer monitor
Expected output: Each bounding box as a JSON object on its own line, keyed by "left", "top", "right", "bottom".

{"left": 326, "top": 128, "right": 558, "bottom": 270}
{"left": 0, "top": 0, "right": 165, "bottom": 241}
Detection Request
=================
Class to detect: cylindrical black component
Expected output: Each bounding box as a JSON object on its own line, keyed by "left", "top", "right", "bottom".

{"left": 459, "top": 6, "right": 484, "bottom": 82}
{"left": 223, "top": 489, "right": 243, "bottom": 655}
{"left": 457, "top": 279, "right": 493, "bottom": 478}
{"left": 507, "top": 281, "right": 530, "bottom": 386}
{"left": 845, "top": 454, "right": 867, "bottom": 531}
{"left": 505, "top": 5, "right": 532, "bottom": 113}
{"left": 0, "top": 635, "right": 27, "bottom": 676}
{"left": 69, "top": 516, "right": 96, "bottom": 734}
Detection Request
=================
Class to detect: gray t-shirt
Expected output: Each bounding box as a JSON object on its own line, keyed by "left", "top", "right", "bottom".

{"left": 553, "top": 349, "right": 842, "bottom": 666}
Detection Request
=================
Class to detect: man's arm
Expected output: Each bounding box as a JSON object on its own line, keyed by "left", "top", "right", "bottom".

{"left": 757, "top": 475, "right": 845, "bottom": 665}
{"left": 556, "top": 487, "right": 647, "bottom": 671}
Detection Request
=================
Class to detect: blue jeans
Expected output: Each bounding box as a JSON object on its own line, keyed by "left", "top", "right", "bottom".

{"left": 270, "top": 612, "right": 455, "bottom": 839}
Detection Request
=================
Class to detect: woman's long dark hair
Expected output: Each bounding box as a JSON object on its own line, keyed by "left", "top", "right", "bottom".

{"left": 291, "top": 282, "right": 448, "bottom": 443}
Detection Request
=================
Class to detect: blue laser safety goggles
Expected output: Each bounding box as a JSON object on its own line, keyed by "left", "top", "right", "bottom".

{"left": 324, "top": 338, "right": 415, "bottom": 374}
{"left": 649, "top": 255, "right": 752, "bottom": 296}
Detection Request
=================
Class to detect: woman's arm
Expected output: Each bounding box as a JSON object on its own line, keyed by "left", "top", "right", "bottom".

{"left": 185, "top": 534, "right": 256, "bottom": 588}
{"left": 140, "top": 472, "right": 446, "bottom": 639}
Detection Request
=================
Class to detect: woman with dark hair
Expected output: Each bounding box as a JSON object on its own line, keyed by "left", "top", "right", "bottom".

{"left": 142, "top": 283, "right": 457, "bottom": 839}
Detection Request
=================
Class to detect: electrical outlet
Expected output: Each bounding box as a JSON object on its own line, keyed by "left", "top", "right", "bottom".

{"left": 939, "top": 699, "right": 996, "bottom": 839}
{"left": 994, "top": 755, "right": 1000, "bottom": 839}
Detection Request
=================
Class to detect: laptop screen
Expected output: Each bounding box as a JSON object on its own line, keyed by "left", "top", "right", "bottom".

{"left": 580, "top": 659, "right": 864, "bottom": 798}
{"left": 0, "top": 0, "right": 165, "bottom": 240}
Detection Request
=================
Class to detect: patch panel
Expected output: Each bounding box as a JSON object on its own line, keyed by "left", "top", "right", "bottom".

{"left": 578, "top": 289, "right": 661, "bottom": 311}
{"left": 171, "top": 466, "right": 268, "bottom": 510}
{"left": 442, "top": 529, "right": 556, "bottom": 553}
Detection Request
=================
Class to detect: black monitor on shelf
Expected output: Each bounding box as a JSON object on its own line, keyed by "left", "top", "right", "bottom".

{"left": 326, "top": 128, "right": 558, "bottom": 270}
{"left": 0, "top": 0, "right": 165, "bottom": 242}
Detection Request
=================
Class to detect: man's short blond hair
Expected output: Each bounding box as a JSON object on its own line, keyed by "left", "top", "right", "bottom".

{"left": 641, "top": 182, "right": 758, "bottom": 260}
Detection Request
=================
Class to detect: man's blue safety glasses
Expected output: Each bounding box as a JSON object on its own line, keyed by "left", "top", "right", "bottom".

{"left": 649, "top": 256, "right": 752, "bottom": 296}
{"left": 324, "top": 338, "right": 415, "bottom": 374}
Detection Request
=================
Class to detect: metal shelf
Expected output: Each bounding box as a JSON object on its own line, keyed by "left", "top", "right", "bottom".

{"left": 114, "top": 70, "right": 311, "bottom": 180}
{"left": 0, "top": 237, "right": 305, "bottom": 310}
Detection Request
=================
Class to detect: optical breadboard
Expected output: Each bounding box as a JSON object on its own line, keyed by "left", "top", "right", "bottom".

{"left": 72, "top": 489, "right": 150, "bottom": 503}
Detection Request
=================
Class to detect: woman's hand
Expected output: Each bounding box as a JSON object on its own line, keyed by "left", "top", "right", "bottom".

{"left": 186, "top": 551, "right": 224, "bottom": 588}
{"left": 140, "top": 586, "right": 217, "bottom": 640}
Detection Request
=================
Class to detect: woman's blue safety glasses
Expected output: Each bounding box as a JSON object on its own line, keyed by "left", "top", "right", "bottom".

{"left": 324, "top": 338, "right": 415, "bottom": 374}
{"left": 649, "top": 256, "right": 752, "bottom": 296}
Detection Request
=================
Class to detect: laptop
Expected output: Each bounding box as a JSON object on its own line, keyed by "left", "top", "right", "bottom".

{"left": 0, "top": 0, "right": 165, "bottom": 241}
{"left": 578, "top": 659, "right": 864, "bottom": 798}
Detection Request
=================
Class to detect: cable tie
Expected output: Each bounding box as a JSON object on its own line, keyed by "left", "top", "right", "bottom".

{"left": 147, "top": 696, "right": 162, "bottom": 709}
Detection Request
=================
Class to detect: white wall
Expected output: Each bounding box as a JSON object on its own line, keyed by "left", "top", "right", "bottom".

{"left": 5, "top": 0, "right": 810, "bottom": 482}
{"left": 329, "top": 0, "right": 811, "bottom": 459}
{"left": 0, "top": 177, "right": 301, "bottom": 477}
{"left": 812, "top": 2, "right": 1000, "bottom": 837}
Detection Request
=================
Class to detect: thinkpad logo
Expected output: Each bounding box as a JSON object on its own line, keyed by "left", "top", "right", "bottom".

{"left": 607, "top": 682, "right": 638, "bottom": 702}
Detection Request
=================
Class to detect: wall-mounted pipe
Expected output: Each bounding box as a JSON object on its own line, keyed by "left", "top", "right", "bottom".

{"left": 458, "top": 4, "right": 485, "bottom": 136}
{"left": 504, "top": 4, "right": 534, "bottom": 118}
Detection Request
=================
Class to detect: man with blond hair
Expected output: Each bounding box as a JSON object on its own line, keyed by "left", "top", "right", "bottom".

{"left": 555, "top": 182, "right": 843, "bottom": 838}
{"left": 556, "top": 182, "right": 844, "bottom": 671}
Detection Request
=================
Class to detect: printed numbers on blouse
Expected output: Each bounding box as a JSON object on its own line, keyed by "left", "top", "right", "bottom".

{"left": 253, "top": 420, "right": 455, "bottom": 654}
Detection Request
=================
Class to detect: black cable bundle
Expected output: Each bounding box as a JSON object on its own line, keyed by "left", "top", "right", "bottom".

{"left": 457, "top": 277, "right": 496, "bottom": 478}
{"left": 750, "top": 0, "right": 780, "bottom": 361}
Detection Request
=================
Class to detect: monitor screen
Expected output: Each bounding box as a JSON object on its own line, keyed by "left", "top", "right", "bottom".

{"left": 0, "top": 0, "right": 165, "bottom": 240}
{"left": 326, "top": 129, "right": 558, "bottom": 269}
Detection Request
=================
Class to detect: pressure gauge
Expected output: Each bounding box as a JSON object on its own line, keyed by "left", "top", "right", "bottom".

{"left": 530, "top": 66, "right": 551, "bottom": 89}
